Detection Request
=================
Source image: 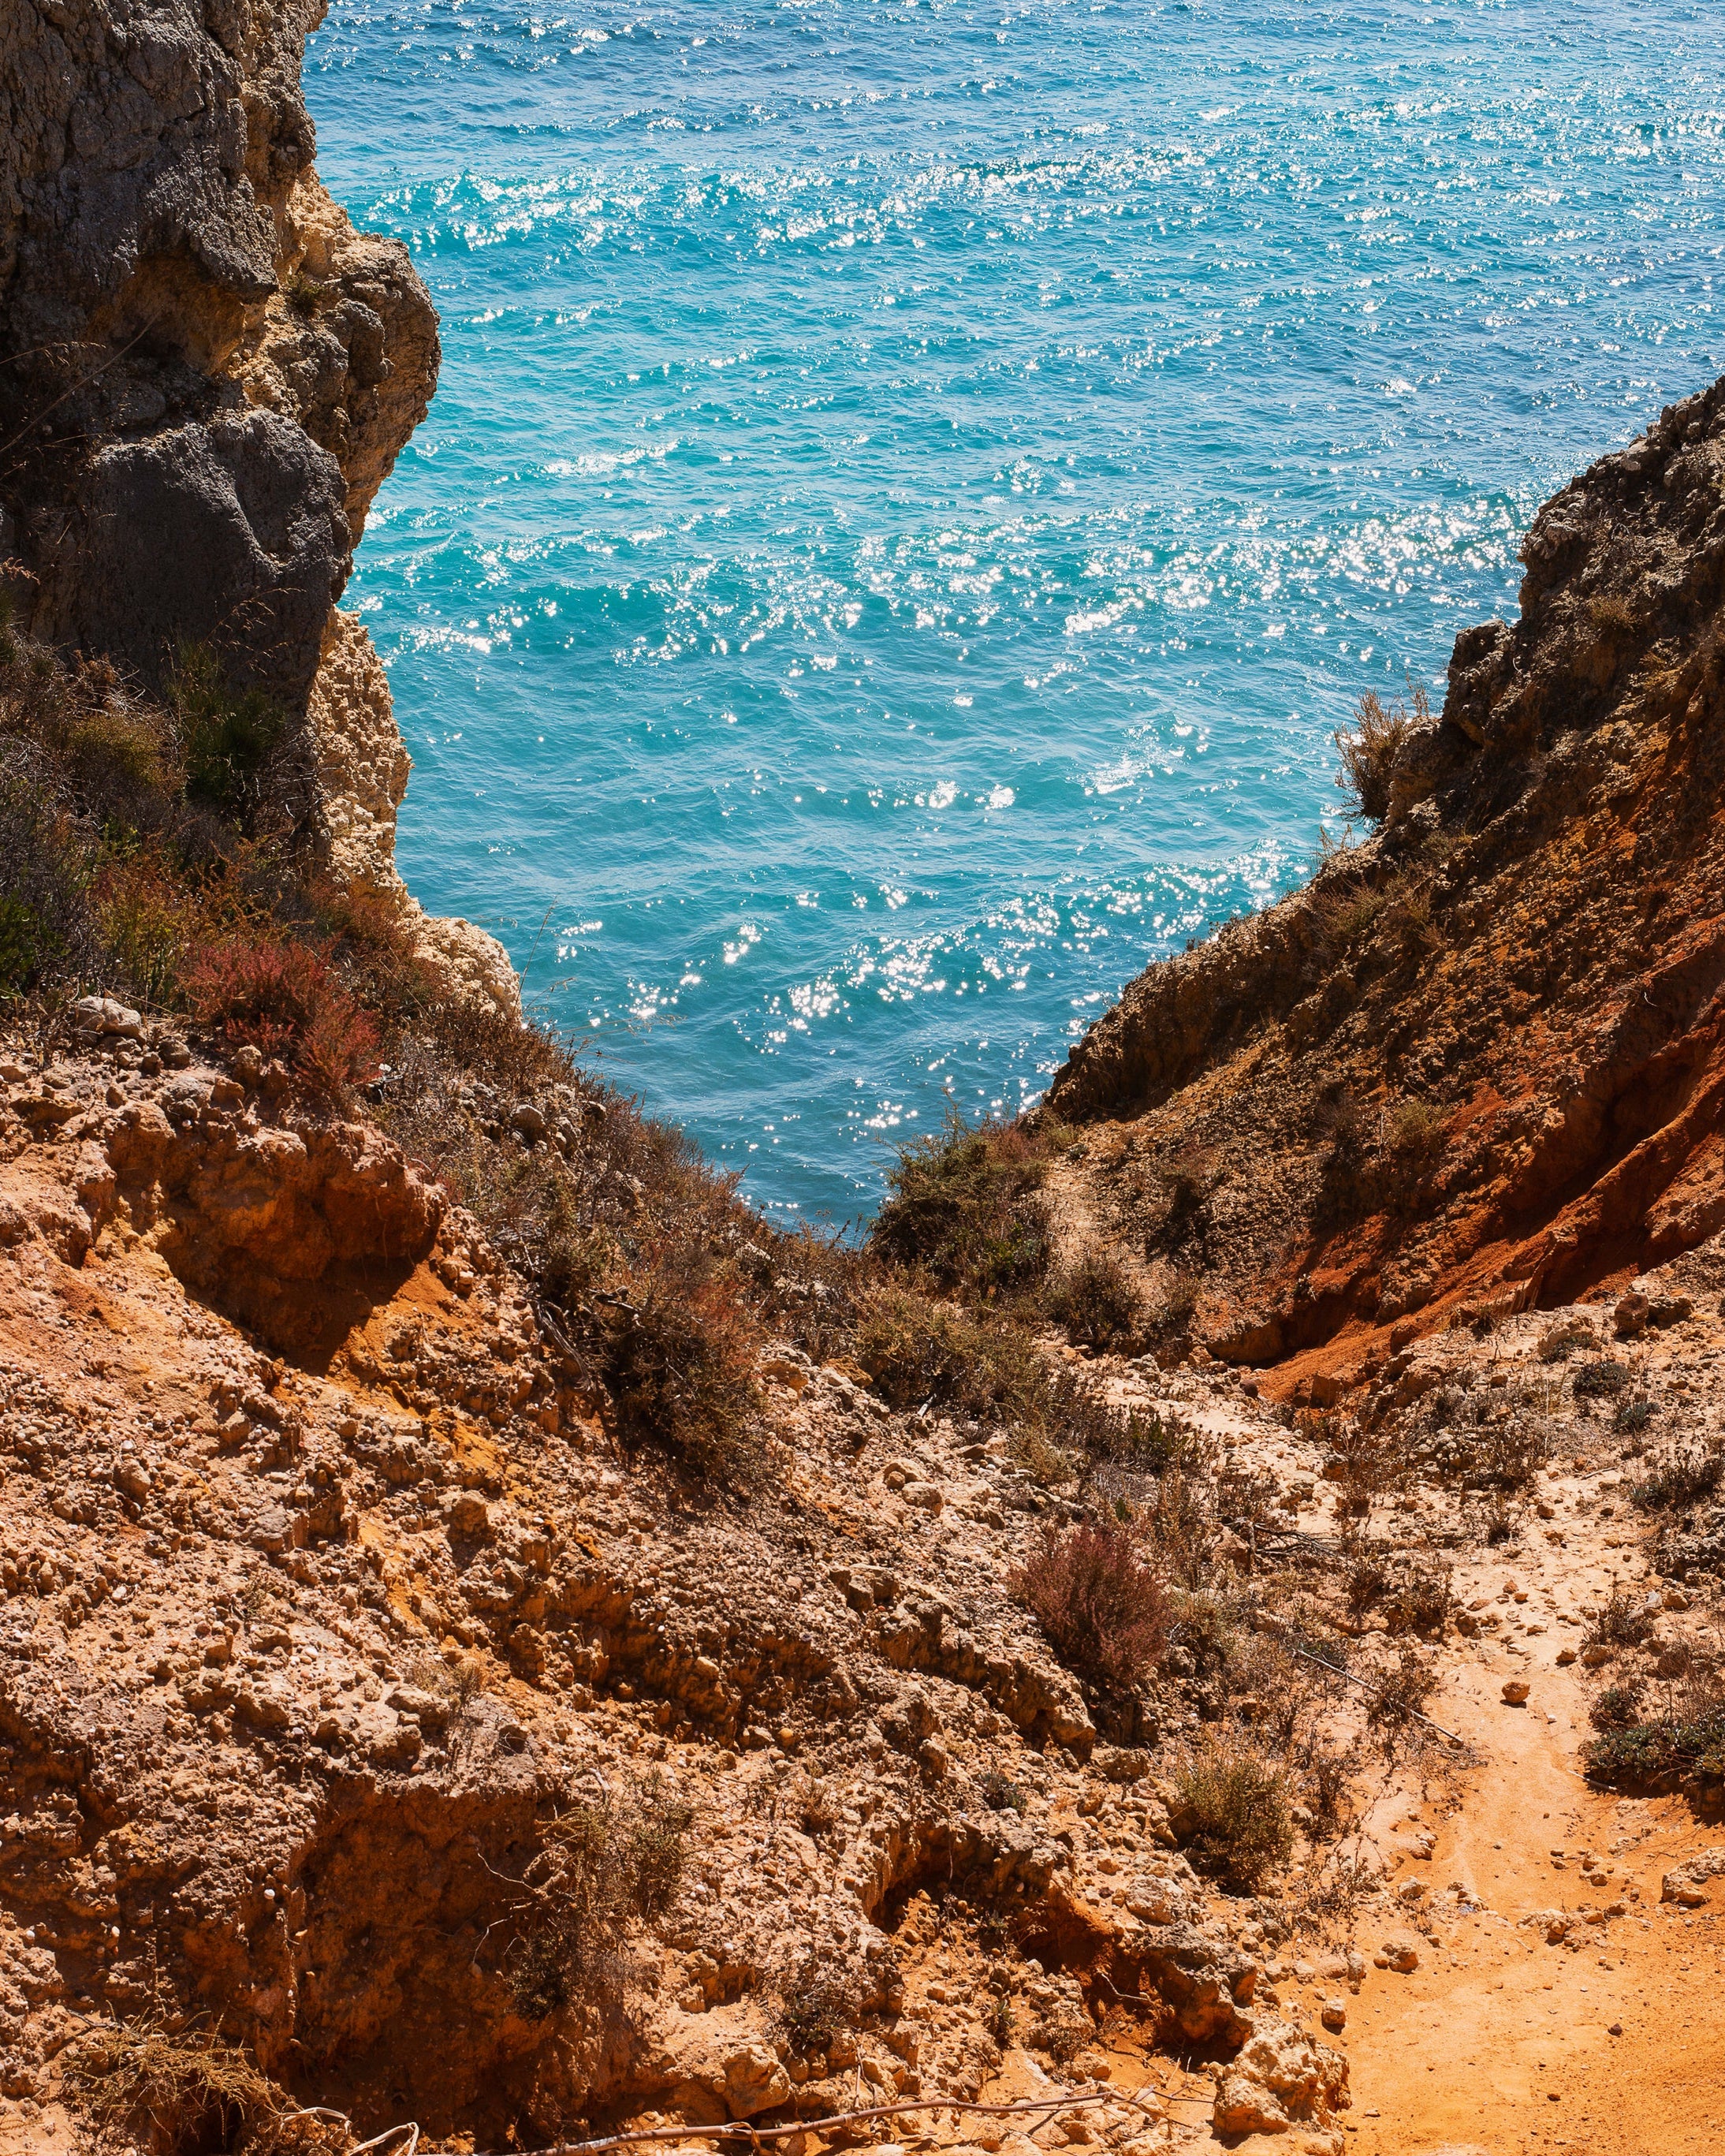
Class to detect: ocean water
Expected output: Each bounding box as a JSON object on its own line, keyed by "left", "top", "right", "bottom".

{"left": 307, "top": 0, "right": 1725, "bottom": 1225}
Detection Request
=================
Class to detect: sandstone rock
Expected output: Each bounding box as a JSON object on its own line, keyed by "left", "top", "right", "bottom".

{"left": 723, "top": 2044, "right": 792, "bottom": 2118}
{"left": 1502, "top": 1680, "right": 1531, "bottom": 1705}
{"left": 1212, "top": 2015, "right": 1348, "bottom": 2139}
{"left": 70, "top": 997, "right": 144, "bottom": 1041}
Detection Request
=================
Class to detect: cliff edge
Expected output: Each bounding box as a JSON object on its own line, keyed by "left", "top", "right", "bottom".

{"left": 0, "top": 0, "right": 515, "bottom": 1012}
{"left": 1045, "top": 379, "right": 1725, "bottom": 1385}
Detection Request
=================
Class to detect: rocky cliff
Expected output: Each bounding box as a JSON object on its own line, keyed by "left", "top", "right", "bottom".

{"left": 1046, "top": 379, "right": 1725, "bottom": 1383}
{"left": 0, "top": 0, "right": 514, "bottom": 1011}
{"left": 3, "top": 9, "right": 1725, "bottom": 2156}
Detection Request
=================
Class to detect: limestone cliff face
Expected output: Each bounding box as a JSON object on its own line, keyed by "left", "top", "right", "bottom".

{"left": 0, "top": 0, "right": 516, "bottom": 1011}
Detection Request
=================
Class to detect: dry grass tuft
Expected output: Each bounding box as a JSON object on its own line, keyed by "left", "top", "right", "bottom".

{"left": 1333, "top": 679, "right": 1429, "bottom": 824}
{"left": 62, "top": 2017, "right": 343, "bottom": 2156}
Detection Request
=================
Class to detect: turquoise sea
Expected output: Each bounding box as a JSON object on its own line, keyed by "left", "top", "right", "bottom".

{"left": 308, "top": 1, "right": 1725, "bottom": 1225}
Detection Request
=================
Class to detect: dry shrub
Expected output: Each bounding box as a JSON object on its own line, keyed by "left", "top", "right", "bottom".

{"left": 0, "top": 746, "right": 100, "bottom": 996}
{"left": 61, "top": 2018, "right": 340, "bottom": 2156}
{"left": 602, "top": 1242, "right": 764, "bottom": 1483}
{"left": 852, "top": 1285, "right": 1108, "bottom": 1479}
{"left": 1325, "top": 1418, "right": 1414, "bottom": 1515}
{"left": 1583, "top": 1588, "right": 1656, "bottom": 1655}
{"left": 186, "top": 934, "right": 380, "bottom": 1095}
{"left": 507, "top": 1777, "right": 693, "bottom": 2019}
{"left": 1343, "top": 1542, "right": 1391, "bottom": 1619}
{"left": 1012, "top": 1520, "right": 1168, "bottom": 1689}
{"left": 1380, "top": 1557, "right": 1454, "bottom": 1638}
{"left": 1026, "top": 1999, "right": 1091, "bottom": 2065}
{"left": 1170, "top": 1737, "right": 1294, "bottom": 1893}
{"left": 1045, "top": 1246, "right": 1142, "bottom": 1349}
{"left": 774, "top": 1956, "right": 862, "bottom": 2057}
{"left": 1363, "top": 1643, "right": 1441, "bottom": 1766}
{"left": 870, "top": 1110, "right": 1053, "bottom": 1296}
{"left": 1630, "top": 1439, "right": 1724, "bottom": 1513}
{"left": 1143, "top": 1445, "right": 1221, "bottom": 1586}
{"left": 1333, "top": 680, "right": 1429, "bottom": 824}
{"left": 1572, "top": 1358, "right": 1632, "bottom": 1401}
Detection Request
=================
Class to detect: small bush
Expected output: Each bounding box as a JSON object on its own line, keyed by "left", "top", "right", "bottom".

{"left": 775, "top": 1958, "right": 862, "bottom": 2058}
{"left": 602, "top": 1244, "right": 764, "bottom": 1484}
{"left": 1046, "top": 1246, "right": 1142, "bottom": 1349}
{"left": 1389, "top": 1096, "right": 1445, "bottom": 1163}
{"left": 855, "top": 1286, "right": 1036, "bottom": 1416}
{"left": 285, "top": 268, "right": 326, "bottom": 318}
{"left": 1012, "top": 1520, "right": 1169, "bottom": 1690}
{"left": 1583, "top": 1588, "right": 1654, "bottom": 1655}
{"left": 1589, "top": 1681, "right": 1645, "bottom": 1733}
{"left": 1572, "top": 1359, "right": 1631, "bottom": 1401}
{"left": 1333, "top": 680, "right": 1429, "bottom": 824}
{"left": 870, "top": 1110, "right": 1052, "bottom": 1296}
{"left": 1381, "top": 1559, "right": 1454, "bottom": 1638}
{"left": 1615, "top": 1396, "right": 1656, "bottom": 1436}
{"left": 0, "top": 751, "right": 99, "bottom": 997}
{"left": 981, "top": 1767, "right": 1028, "bottom": 1814}
{"left": 854, "top": 1286, "right": 1133, "bottom": 1479}
{"left": 1328, "top": 1419, "right": 1414, "bottom": 1514}
{"left": 1472, "top": 1416, "right": 1552, "bottom": 1493}
{"left": 506, "top": 1777, "right": 692, "bottom": 2018}
{"left": 1344, "top": 1546, "right": 1391, "bottom": 1619}
{"left": 1364, "top": 1643, "right": 1442, "bottom": 1765}
{"left": 1630, "top": 1441, "right": 1723, "bottom": 1513}
{"left": 185, "top": 933, "right": 380, "bottom": 1095}
{"left": 1171, "top": 1739, "right": 1294, "bottom": 1893}
{"left": 1144, "top": 1449, "right": 1221, "bottom": 1586}
{"left": 1157, "top": 1147, "right": 1219, "bottom": 1244}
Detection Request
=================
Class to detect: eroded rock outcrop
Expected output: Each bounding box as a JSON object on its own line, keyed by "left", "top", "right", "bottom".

{"left": 0, "top": 1035, "right": 1347, "bottom": 2147}
{"left": 0, "top": 0, "right": 516, "bottom": 1011}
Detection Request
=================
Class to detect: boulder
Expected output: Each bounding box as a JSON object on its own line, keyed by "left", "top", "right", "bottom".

{"left": 1212, "top": 2014, "right": 1349, "bottom": 2139}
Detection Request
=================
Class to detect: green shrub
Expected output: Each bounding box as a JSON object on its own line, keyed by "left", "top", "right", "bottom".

{"left": 981, "top": 1768, "right": 1028, "bottom": 1814}
{"left": 0, "top": 752, "right": 98, "bottom": 996}
{"left": 1589, "top": 1681, "right": 1645, "bottom": 1733}
{"left": 1171, "top": 1740, "right": 1294, "bottom": 1893}
{"left": 1630, "top": 1441, "right": 1723, "bottom": 1513}
{"left": 167, "top": 642, "right": 289, "bottom": 829}
{"left": 1572, "top": 1359, "right": 1631, "bottom": 1401}
{"left": 870, "top": 1111, "right": 1051, "bottom": 1295}
{"left": 1585, "top": 1702, "right": 1725, "bottom": 1790}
